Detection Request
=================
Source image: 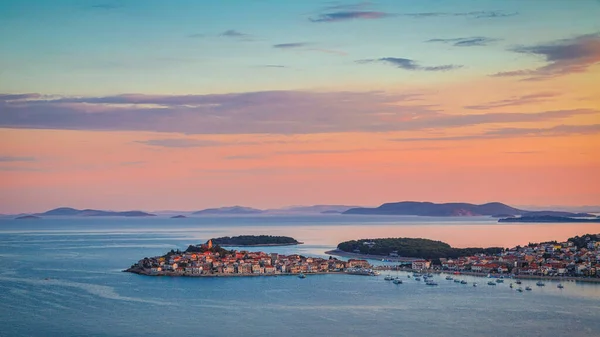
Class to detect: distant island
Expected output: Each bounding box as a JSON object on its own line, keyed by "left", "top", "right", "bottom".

{"left": 15, "top": 215, "right": 40, "bottom": 220}
{"left": 34, "top": 207, "right": 156, "bottom": 217}
{"left": 343, "top": 201, "right": 524, "bottom": 216}
{"left": 170, "top": 215, "right": 187, "bottom": 219}
{"left": 499, "top": 215, "right": 600, "bottom": 223}
{"left": 519, "top": 211, "right": 596, "bottom": 218}
{"left": 342, "top": 201, "right": 597, "bottom": 218}
{"left": 334, "top": 237, "right": 503, "bottom": 259}
{"left": 193, "top": 206, "right": 263, "bottom": 215}
{"left": 210, "top": 235, "right": 302, "bottom": 247}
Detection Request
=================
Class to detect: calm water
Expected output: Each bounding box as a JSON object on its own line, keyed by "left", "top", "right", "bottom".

{"left": 1, "top": 216, "right": 599, "bottom": 337}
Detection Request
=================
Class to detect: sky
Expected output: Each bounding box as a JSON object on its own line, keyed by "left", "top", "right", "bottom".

{"left": 1, "top": 0, "right": 600, "bottom": 213}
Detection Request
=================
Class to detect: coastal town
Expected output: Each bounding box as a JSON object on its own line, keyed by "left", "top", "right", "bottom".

{"left": 126, "top": 239, "right": 375, "bottom": 277}
{"left": 431, "top": 234, "right": 600, "bottom": 279}
{"left": 126, "top": 234, "right": 600, "bottom": 281}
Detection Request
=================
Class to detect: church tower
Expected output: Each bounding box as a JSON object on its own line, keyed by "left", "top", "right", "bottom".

{"left": 207, "top": 239, "right": 213, "bottom": 250}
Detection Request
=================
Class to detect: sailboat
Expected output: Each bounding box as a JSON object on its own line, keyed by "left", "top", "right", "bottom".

{"left": 298, "top": 273, "right": 306, "bottom": 279}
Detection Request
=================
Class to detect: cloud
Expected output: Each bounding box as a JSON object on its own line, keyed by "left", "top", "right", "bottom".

{"left": 404, "top": 11, "right": 517, "bottom": 19}
{"left": 426, "top": 37, "right": 500, "bottom": 47}
{"left": 273, "top": 43, "right": 310, "bottom": 49}
{"left": 0, "top": 93, "right": 41, "bottom": 101}
{"left": 220, "top": 30, "right": 248, "bottom": 37}
{"left": 0, "top": 156, "right": 36, "bottom": 162}
{"left": 492, "top": 33, "right": 600, "bottom": 80}
{"left": 1, "top": 91, "right": 596, "bottom": 135}
{"left": 357, "top": 57, "right": 462, "bottom": 71}
{"left": 310, "top": 11, "right": 392, "bottom": 22}
{"left": 390, "top": 124, "right": 600, "bottom": 142}
{"left": 323, "top": 1, "right": 374, "bottom": 11}
{"left": 136, "top": 139, "right": 224, "bottom": 148}
{"left": 464, "top": 92, "right": 560, "bottom": 110}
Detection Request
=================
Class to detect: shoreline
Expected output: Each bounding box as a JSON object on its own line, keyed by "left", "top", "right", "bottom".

{"left": 324, "top": 249, "right": 420, "bottom": 262}
{"left": 124, "top": 267, "right": 346, "bottom": 277}
{"left": 326, "top": 250, "right": 600, "bottom": 283}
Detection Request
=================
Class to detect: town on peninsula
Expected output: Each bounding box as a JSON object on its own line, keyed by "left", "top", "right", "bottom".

{"left": 125, "top": 234, "right": 600, "bottom": 281}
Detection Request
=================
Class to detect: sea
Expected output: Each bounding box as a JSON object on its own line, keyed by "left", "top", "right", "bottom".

{"left": 1, "top": 215, "right": 599, "bottom": 337}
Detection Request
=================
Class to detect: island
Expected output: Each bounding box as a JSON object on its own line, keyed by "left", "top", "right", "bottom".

{"left": 170, "top": 215, "right": 187, "bottom": 219}
{"left": 343, "top": 201, "right": 524, "bottom": 216}
{"left": 210, "top": 235, "right": 302, "bottom": 247}
{"left": 498, "top": 215, "right": 600, "bottom": 223}
{"left": 332, "top": 237, "right": 503, "bottom": 260}
{"left": 15, "top": 215, "right": 41, "bottom": 220}
{"left": 125, "top": 239, "right": 377, "bottom": 277}
{"left": 34, "top": 207, "right": 156, "bottom": 217}
{"left": 192, "top": 206, "right": 263, "bottom": 215}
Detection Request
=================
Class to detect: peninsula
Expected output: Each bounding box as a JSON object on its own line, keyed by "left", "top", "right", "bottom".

{"left": 210, "top": 235, "right": 302, "bottom": 247}
{"left": 333, "top": 238, "right": 503, "bottom": 260}
{"left": 125, "top": 240, "right": 376, "bottom": 277}
{"left": 498, "top": 215, "right": 600, "bottom": 223}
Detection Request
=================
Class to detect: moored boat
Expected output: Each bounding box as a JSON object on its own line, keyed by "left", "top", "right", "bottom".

{"left": 298, "top": 273, "right": 306, "bottom": 279}
{"left": 460, "top": 280, "right": 468, "bottom": 284}
{"left": 487, "top": 281, "right": 496, "bottom": 286}
{"left": 536, "top": 281, "right": 545, "bottom": 287}
{"left": 445, "top": 276, "right": 453, "bottom": 280}
{"left": 393, "top": 279, "right": 403, "bottom": 284}
{"left": 525, "top": 286, "right": 532, "bottom": 291}
{"left": 557, "top": 283, "right": 564, "bottom": 289}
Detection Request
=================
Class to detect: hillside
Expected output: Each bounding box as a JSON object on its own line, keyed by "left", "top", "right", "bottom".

{"left": 498, "top": 216, "right": 600, "bottom": 223}
{"left": 343, "top": 201, "right": 523, "bottom": 216}
{"left": 35, "top": 207, "right": 155, "bottom": 217}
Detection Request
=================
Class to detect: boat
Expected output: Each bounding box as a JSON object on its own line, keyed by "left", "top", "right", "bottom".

{"left": 460, "top": 280, "right": 468, "bottom": 285}
{"left": 384, "top": 275, "right": 393, "bottom": 281}
{"left": 413, "top": 273, "right": 422, "bottom": 277}
{"left": 426, "top": 280, "right": 438, "bottom": 286}
{"left": 407, "top": 275, "right": 411, "bottom": 278}
{"left": 557, "top": 283, "right": 564, "bottom": 289}
{"left": 426, "top": 273, "right": 434, "bottom": 277}
{"left": 445, "top": 276, "right": 453, "bottom": 280}
{"left": 517, "top": 288, "right": 523, "bottom": 292}
{"left": 473, "top": 283, "right": 477, "bottom": 287}
{"left": 453, "top": 279, "right": 461, "bottom": 283}
{"left": 298, "top": 273, "right": 306, "bottom": 279}
{"left": 525, "top": 286, "right": 532, "bottom": 291}
{"left": 487, "top": 281, "right": 496, "bottom": 286}
{"left": 495, "top": 279, "right": 504, "bottom": 283}
{"left": 516, "top": 280, "right": 522, "bottom": 285}
{"left": 393, "top": 279, "right": 403, "bottom": 284}
{"left": 415, "top": 277, "right": 421, "bottom": 281}
{"left": 536, "top": 281, "right": 545, "bottom": 287}
{"left": 509, "top": 283, "right": 513, "bottom": 288}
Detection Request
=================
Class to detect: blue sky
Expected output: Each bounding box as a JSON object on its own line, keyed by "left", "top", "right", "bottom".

{"left": 1, "top": 0, "right": 599, "bottom": 95}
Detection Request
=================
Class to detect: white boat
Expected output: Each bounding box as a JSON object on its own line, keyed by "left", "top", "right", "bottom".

{"left": 460, "top": 280, "right": 468, "bottom": 285}
{"left": 384, "top": 275, "right": 393, "bottom": 281}
{"left": 414, "top": 277, "right": 421, "bottom": 281}
{"left": 487, "top": 281, "right": 496, "bottom": 286}
{"left": 393, "top": 279, "right": 403, "bottom": 284}
{"left": 525, "top": 286, "right": 532, "bottom": 291}
{"left": 495, "top": 279, "right": 504, "bottom": 283}
{"left": 445, "top": 276, "right": 453, "bottom": 280}
{"left": 536, "top": 281, "right": 545, "bottom": 287}
{"left": 472, "top": 283, "right": 477, "bottom": 287}
{"left": 557, "top": 283, "right": 564, "bottom": 289}
{"left": 453, "top": 279, "right": 461, "bottom": 283}
{"left": 509, "top": 283, "right": 513, "bottom": 288}
{"left": 298, "top": 273, "right": 306, "bottom": 279}
{"left": 517, "top": 288, "right": 523, "bottom": 292}
{"left": 426, "top": 280, "right": 438, "bottom": 286}
{"left": 516, "top": 280, "right": 522, "bottom": 285}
